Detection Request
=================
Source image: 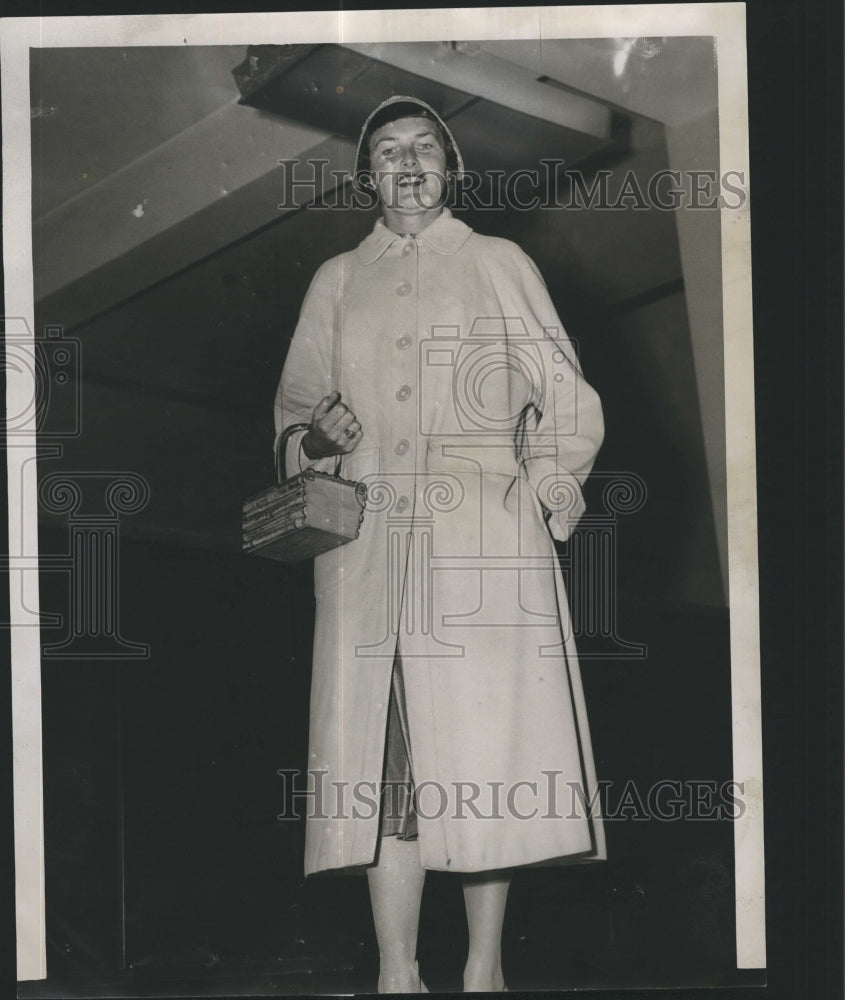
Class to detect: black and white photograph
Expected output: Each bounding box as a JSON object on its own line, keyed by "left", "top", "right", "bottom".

{"left": 5, "top": 2, "right": 834, "bottom": 996}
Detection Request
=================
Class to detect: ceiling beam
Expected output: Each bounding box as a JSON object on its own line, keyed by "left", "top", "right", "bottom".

{"left": 34, "top": 102, "right": 351, "bottom": 310}
{"left": 345, "top": 41, "right": 612, "bottom": 139}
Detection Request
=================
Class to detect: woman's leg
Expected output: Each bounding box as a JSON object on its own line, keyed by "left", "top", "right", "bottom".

{"left": 367, "top": 835, "right": 427, "bottom": 993}
{"left": 462, "top": 870, "right": 512, "bottom": 992}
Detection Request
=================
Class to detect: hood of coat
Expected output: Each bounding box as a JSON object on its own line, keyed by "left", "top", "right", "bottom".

{"left": 352, "top": 94, "right": 465, "bottom": 192}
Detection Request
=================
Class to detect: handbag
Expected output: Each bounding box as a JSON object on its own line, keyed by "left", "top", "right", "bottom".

{"left": 242, "top": 422, "right": 367, "bottom": 563}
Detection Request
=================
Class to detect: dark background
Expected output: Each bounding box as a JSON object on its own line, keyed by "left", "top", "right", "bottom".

{"left": 1, "top": 1, "right": 842, "bottom": 999}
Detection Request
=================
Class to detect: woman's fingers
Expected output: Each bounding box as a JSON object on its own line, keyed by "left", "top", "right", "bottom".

{"left": 312, "top": 390, "right": 341, "bottom": 420}
{"left": 323, "top": 404, "right": 360, "bottom": 436}
{"left": 335, "top": 409, "right": 357, "bottom": 433}
{"left": 320, "top": 402, "right": 345, "bottom": 429}
{"left": 307, "top": 392, "right": 362, "bottom": 455}
{"left": 339, "top": 420, "right": 363, "bottom": 451}
{"left": 335, "top": 414, "right": 362, "bottom": 451}
{"left": 340, "top": 426, "right": 364, "bottom": 453}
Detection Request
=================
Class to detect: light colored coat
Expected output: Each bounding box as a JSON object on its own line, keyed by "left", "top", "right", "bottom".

{"left": 276, "top": 208, "right": 607, "bottom": 876}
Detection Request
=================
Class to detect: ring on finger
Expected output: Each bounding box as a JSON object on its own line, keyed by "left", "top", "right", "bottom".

{"left": 344, "top": 427, "right": 357, "bottom": 440}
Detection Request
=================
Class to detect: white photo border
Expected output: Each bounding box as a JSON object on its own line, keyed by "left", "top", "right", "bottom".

{"left": 1, "top": 3, "right": 761, "bottom": 983}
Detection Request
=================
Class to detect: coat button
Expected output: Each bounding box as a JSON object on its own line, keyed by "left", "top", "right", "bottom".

{"left": 396, "top": 335, "right": 412, "bottom": 349}
{"left": 396, "top": 496, "right": 409, "bottom": 512}
{"left": 396, "top": 282, "right": 412, "bottom": 296}
{"left": 402, "top": 243, "right": 413, "bottom": 255}
{"left": 394, "top": 439, "right": 409, "bottom": 455}
{"left": 395, "top": 385, "right": 411, "bottom": 401}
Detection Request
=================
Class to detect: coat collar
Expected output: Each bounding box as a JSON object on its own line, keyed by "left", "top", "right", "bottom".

{"left": 355, "top": 207, "right": 473, "bottom": 265}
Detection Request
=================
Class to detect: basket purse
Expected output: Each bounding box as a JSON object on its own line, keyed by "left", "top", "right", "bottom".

{"left": 242, "top": 422, "right": 367, "bottom": 563}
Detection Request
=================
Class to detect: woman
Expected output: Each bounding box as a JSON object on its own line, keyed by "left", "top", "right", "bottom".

{"left": 275, "top": 95, "right": 606, "bottom": 993}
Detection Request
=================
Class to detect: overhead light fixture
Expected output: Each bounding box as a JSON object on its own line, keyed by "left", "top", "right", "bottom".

{"left": 613, "top": 39, "right": 636, "bottom": 78}
{"left": 612, "top": 37, "right": 666, "bottom": 78}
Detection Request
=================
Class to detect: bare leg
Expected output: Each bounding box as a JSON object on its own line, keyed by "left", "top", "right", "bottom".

{"left": 462, "top": 870, "right": 511, "bottom": 992}
{"left": 367, "top": 835, "right": 428, "bottom": 993}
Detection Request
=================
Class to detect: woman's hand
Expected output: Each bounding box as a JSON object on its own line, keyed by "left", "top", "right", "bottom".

{"left": 302, "top": 391, "right": 363, "bottom": 459}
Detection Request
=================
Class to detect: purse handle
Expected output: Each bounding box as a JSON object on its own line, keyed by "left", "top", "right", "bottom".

{"left": 276, "top": 422, "right": 343, "bottom": 486}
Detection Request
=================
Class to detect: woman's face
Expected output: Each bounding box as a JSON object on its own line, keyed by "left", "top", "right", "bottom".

{"left": 368, "top": 115, "right": 448, "bottom": 229}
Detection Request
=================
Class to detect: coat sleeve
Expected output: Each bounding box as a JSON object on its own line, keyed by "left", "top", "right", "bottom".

{"left": 511, "top": 248, "right": 605, "bottom": 543}
{"left": 273, "top": 258, "right": 343, "bottom": 479}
